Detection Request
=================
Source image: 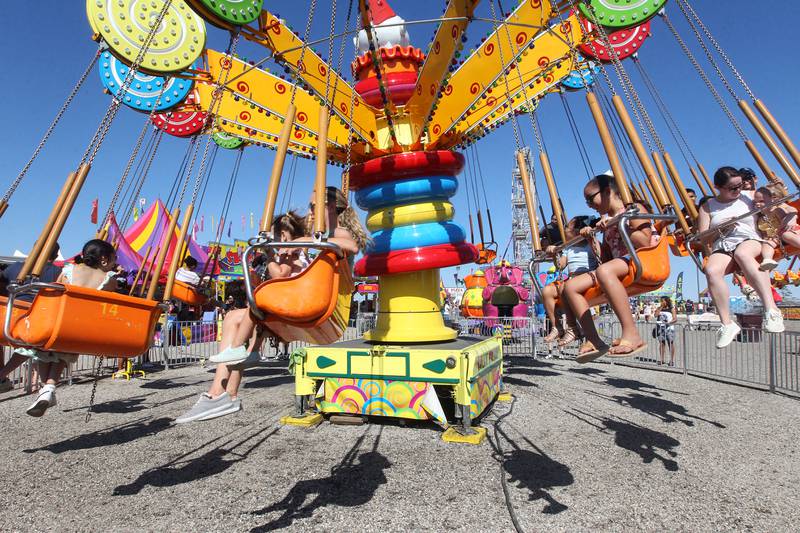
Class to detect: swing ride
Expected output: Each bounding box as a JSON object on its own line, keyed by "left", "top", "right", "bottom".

{"left": 2, "top": 0, "right": 800, "bottom": 441}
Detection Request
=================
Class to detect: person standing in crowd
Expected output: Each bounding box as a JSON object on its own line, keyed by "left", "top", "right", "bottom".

{"left": 656, "top": 296, "right": 677, "bottom": 366}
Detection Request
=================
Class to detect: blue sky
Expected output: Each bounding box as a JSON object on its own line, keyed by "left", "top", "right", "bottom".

{"left": 1, "top": 1, "right": 798, "bottom": 300}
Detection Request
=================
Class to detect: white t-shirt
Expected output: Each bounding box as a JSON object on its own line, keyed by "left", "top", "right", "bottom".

{"left": 175, "top": 268, "right": 201, "bottom": 285}
{"left": 707, "top": 191, "right": 764, "bottom": 253}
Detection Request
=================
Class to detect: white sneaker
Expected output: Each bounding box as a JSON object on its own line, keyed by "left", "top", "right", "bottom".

{"left": 209, "top": 345, "right": 248, "bottom": 364}
{"left": 26, "top": 385, "right": 56, "bottom": 417}
{"left": 759, "top": 259, "right": 779, "bottom": 272}
{"left": 228, "top": 351, "right": 262, "bottom": 370}
{"left": 715, "top": 322, "right": 741, "bottom": 349}
{"left": 764, "top": 309, "right": 785, "bottom": 333}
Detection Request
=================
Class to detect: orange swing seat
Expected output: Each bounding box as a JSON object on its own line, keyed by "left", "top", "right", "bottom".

{"left": 6, "top": 284, "right": 163, "bottom": 358}
{"left": 582, "top": 232, "right": 671, "bottom": 305}
{"left": 171, "top": 280, "right": 209, "bottom": 306}
{"left": 252, "top": 251, "right": 353, "bottom": 345}
{"left": 0, "top": 296, "right": 31, "bottom": 346}
{"left": 475, "top": 243, "right": 497, "bottom": 264}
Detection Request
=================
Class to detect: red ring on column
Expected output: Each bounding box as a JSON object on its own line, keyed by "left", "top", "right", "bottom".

{"left": 349, "top": 150, "right": 465, "bottom": 191}
{"left": 355, "top": 242, "right": 478, "bottom": 277}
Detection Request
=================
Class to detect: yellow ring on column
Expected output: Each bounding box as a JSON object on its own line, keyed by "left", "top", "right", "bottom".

{"left": 366, "top": 201, "right": 455, "bottom": 232}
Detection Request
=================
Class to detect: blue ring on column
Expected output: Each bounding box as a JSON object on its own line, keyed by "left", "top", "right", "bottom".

{"left": 99, "top": 51, "right": 194, "bottom": 112}
{"left": 366, "top": 222, "right": 466, "bottom": 255}
{"left": 356, "top": 176, "right": 459, "bottom": 210}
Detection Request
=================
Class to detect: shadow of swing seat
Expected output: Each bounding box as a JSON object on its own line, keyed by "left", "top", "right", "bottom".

{"left": 4, "top": 282, "right": 164, "bottom": 358}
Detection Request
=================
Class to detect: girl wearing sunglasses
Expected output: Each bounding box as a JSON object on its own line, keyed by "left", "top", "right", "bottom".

{"left": 695, "top": 166, "right": 784, "bottom": 349}
{"left": 561, "top": 174, "right": 659, "bottom": 362}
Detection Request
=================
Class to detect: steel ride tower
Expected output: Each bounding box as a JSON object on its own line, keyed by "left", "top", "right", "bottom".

{"left": 511, "top": 148, "right": 537, "bottom": 272}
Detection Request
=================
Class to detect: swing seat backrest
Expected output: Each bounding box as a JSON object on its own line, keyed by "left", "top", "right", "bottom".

{"left": 582, "top": 232, "right": 671, "bottom": 306}
{"left": 0, "top": 296, "right": 31, "bottom": 346}
{"left": 172, "top": 280, "right": 209, "bottom": 306}
{"left": 10, "top": 285, "right": 163, "bottom": 357}
{"left": 253, "top": 251, "right": 354, "bottom": 345}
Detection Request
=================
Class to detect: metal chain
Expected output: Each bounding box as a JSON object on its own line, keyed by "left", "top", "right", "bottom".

{"left": 323, "top": 0, "right": 338, "bottom": 106}
{"left": 83, "top": 0, "right": 174, "bottom": 167}
{"left": 660, "top": 13, "right": 748, "bottom": 141}
{"left": 331, "top": 0, "right": 355, "bottom": 111}
{"left": 633, "top": 56, "right": 698, "bottom": 166}
{"left": 679, "top": 0, "right": 755, "bottom": 101}
{"left": 99, "top": 78, "right": 169, "bottom": 230}
{"left": 487, "top": 0, "right": 523, "bottom": 152}
{"left": 85, "top": 356, "right": 104, "bottom": 423}
{"left": 187, "top": 32, "right": 241, "bottom": 206}
{"left": 121, "top": 129, "right": 165, "bottom": 229}
{"left": 675, "top": 0, "right": 738, "bottom": 101}
{"left": 581, "top": 1, "right": 659, "bottom": 152}
{"left": 562, "top": 0, "right": 615, "bottom": 91}
{"left": 3, "top": 47, "right": 102, "bottom": 202}
{"left": 290, "top": 0, "right": 318, "bottom": 105}
{"left": 496, "top": 0, "right": 542, "bottom": 153}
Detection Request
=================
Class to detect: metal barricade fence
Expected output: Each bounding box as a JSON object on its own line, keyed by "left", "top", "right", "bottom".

{"left": 545, "top": 314, "right": 800, "bottom": 398}
{"left": 4, "top": 314, "right": 799, "bottom": 398}
{"left": 452, "top": 316, "right": 537, "bottom": 356}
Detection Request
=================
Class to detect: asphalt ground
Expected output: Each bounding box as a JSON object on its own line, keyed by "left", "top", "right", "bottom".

{"left": 0, "top": 356, "right": 798, "bottom": 532}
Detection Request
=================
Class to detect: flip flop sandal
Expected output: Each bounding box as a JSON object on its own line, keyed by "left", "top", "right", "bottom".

{"left": 575, "top": 341, "right": 610, "bottom": 364}
{"left": 606, "top": 339, "right": 647, "bottom": 358}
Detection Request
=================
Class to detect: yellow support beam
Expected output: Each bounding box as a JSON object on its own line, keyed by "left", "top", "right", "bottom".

{"left": 424, "top": 0, "right": 566, "bottom": 146}
{"left": 404, "top": 0, "right": 480, "bottom": 142}
{"left": 247, "top": 12, "right": 378, "bottom": 137}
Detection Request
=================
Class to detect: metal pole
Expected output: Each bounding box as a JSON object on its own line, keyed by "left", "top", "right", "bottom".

{"left": 768, "top": 333, "right": 776, "bottom": 393}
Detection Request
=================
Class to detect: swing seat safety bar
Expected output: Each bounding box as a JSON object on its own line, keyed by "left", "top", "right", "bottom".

{"left": 242, "top": 240, "right": 353, "bottom": 345}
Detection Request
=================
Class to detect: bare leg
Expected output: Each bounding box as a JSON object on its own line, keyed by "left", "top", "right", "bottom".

{"left": 659, "top": 341, "right": 665, "bottom": 364}
{"left": 219, "top": 309, "right": 246, "bottom": 351}
{"left": 595, "top": 259, "right": 643, "bottom": 354}
{"left": 231, "top": 312, "right": 257, "bottom": 349}
{"left": 208, "top": 363, "right": 231, "bottom": 397}
{"left": 761, "top": 242, "right": 775, "bottom": 263}
{"left": 542, "top": 284, "right": 561, "bottom": 341}
{"left": 735, "top": 241, "right": 778, "bottom": 312}
{"left": 563, "top": 273, "right": 607, "bottom": 351}
{"left": 225, "top": 369, "right": 243, "bottom": 399}
{"left": 781, "top": 230, "right": 800, "bottom": 250}
{"left": 704, "top": 253, "right": 735, "bottom": 324}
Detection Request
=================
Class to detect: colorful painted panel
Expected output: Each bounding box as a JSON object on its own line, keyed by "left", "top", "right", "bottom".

{"left": 470, "top": 367, "right": 502, "bottom": 418}
{"left": 320, "top": 378, "right": 434, "bottom": 421}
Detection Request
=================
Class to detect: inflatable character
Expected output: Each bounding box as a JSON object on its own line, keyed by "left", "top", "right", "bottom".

{"left": 482, "top": 261, "right": 529, "bottom": 326}
{"left": 460, "top": 270, "right": 487, "bottom": 317}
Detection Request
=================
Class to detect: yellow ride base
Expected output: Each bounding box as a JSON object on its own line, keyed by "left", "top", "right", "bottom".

{"left": 293, "top": 335, "right": 503, "bottom": 426}
{"left": 280, "top": 413, "right": 324, "bottom": 427}
{"left": 112, "top": 360, "right": 145, "bottom": 381}
{"left": 497, "top": 392, "right": 513, "bottom": 402}
{"left": 442, "top": 426, "right": 488, "bottom": 445}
